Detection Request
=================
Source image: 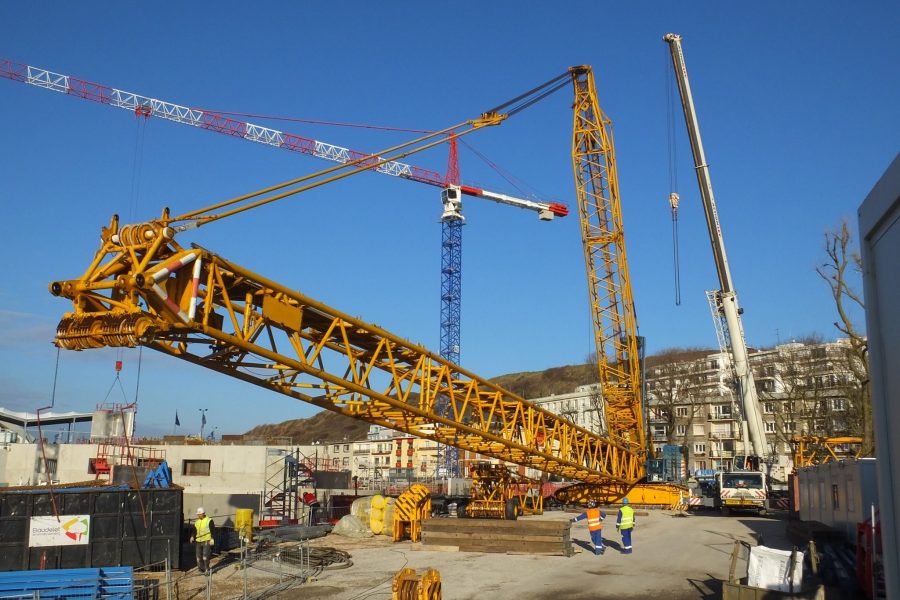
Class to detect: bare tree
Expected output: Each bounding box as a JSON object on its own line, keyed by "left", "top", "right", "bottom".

{"left": 646, "top": 359, "right": 705, "bottom": 450}
{"left": 757, "top": 341, "right": 855, "bottom": 448}
{"left": 816, "top": 220, "right": 874, "bottom": 454}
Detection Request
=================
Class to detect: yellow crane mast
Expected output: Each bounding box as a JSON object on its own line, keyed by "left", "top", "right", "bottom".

{"left": 570, "top": 66, "right": 644, "bottom": 458}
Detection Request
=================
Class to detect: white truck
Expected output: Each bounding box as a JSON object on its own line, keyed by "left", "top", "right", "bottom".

{"left": 717, "top": 470, "right": 767, "bottom": 516}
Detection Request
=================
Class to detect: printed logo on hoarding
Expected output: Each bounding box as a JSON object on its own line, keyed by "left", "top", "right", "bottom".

{"left": 62, "top": 517, "right": 90, "bottom": 542}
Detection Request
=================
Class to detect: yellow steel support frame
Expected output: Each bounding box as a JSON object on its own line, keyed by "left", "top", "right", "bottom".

{"left": 792, "top": 436, "right": 864, "bottom": 468}
{"left": 393, "top": 483, "right": 431, "bottom": 543}
{"left": 51, "top": 218, "right": 645, "bottom": 486}
{"left": 570, "top": 67, "right": 646, "bottom": 463}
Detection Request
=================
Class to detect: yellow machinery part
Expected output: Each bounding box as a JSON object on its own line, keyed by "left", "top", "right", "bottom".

{"left": 464, "top": 462, "right": 544, "bottom": 519}
{"left": 554, "top": 481, "right": 688, "bottom": 508}
{"left": 393, "top": 483, "right": 431, "bottom": 543}
{"left": 791, "top": 436, "right": 864, "bottom": 468}
{"left": 235, "top": 508, "right": 253, "bottom": 542}
{"left": 392, "top": 568, "right": 441, "bottom": 600}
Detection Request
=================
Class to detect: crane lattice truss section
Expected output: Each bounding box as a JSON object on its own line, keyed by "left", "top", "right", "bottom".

{"left": 50, "top": 221, "right": 644, "bottom": 485}
{"left": 570, "top": 67, "right": 645, "bottom": 459}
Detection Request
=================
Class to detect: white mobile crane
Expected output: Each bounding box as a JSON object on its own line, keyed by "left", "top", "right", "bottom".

{"left": 664, "top": 33, "right": 774, "bottom": 514}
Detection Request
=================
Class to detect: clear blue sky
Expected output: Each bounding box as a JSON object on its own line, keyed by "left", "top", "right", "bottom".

{"left": 1, "top": 3, "right": 897, "bottom": 437}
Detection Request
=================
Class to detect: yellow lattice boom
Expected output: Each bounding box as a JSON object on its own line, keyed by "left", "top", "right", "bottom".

{"left": 51, "top": 214, "right": 645, "bottom": 486}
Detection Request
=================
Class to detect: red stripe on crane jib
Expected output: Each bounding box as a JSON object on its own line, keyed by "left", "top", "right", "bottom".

{"left": 549, "top": 202, "right": 569, "bottom": 216}
{"left": 460, "top": 185, "right": 484, "bottom": 197}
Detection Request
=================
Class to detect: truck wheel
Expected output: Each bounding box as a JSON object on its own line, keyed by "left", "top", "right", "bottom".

{"left": 758, "top": 507, "right": 768, "bottom": 517}
{"left": 722, "top": 507, "right": 731, "bottom": 517}
{"left": 504, "top": 498, "right": 520, "bottom": 521}
{"left": 456, "top": 502, "right": 469, "bottom": 519}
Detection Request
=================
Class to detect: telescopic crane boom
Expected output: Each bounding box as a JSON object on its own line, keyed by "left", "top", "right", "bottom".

{"left": 663, "top": 33, "right": 768, "bottom": 461}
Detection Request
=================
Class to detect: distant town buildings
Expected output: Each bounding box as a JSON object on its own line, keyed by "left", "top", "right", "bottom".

{"left": 640, "top": 338, "right": 863, "bottom": 480}
{"left": 0, "top": 337, "right": 863, "bottom": 512}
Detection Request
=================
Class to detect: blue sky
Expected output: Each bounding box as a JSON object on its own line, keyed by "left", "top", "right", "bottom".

{"left": 1, "top": 3, "right": 897, "bottom": 438}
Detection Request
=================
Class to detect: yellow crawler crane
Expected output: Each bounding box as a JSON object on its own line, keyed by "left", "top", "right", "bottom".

{"left": 48, "top": 66, "right": 683, "bottom": 510}
{"left": 565, "top": 66, "right": 687, "bottom": 506}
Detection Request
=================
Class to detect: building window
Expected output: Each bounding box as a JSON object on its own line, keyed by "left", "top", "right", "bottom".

{"left": 333, "top": 444, "right": 339, "bottom": 452}
{"left": 765, "top": 422, "right": 777, "bottom": 433}
{"left": 832, "top": 484, "right": 840, "bottom": 509}
{"left": 832, "top": 398, "right": 847, "bottom": 411}
{"left": 344, "top": 444, "right": 350, "bottom": 452}
{"left": 676, "top": 425, "right": 687, "bottom": 436}
{"left": 764, "top": 402, "right": 775, "bottom": 414}
{"left": 675, "top": 406, "right": 689, "bottom": 417}
{"left": 342, "top": 457, "right": 350, "bottom": 467}
{"left": 692, "top": 424, "right": 706, "bottom": 436}
{"left": 182, "top": 460, "right": 211, "bottom": 476}
{"left": 783, "top": 422, "right": 796, "bottom": 434}
{"left": 693, "top": 443, "right": 706, "bottom": 454}
{"left": 709, "top": 359, "right": 719, "bottom": 369}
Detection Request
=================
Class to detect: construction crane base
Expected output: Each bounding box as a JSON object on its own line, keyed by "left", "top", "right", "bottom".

{"left": 554, "top": 481, "right": 688, "bottom": 508}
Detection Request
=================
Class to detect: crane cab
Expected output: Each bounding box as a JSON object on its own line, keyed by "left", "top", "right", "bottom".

{"left": 440, "top": 185, "right": 464, "bottom": 221}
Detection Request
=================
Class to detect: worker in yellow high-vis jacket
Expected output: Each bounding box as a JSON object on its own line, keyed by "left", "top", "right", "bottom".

{"left": 616, "top": 498, "right": 635, "bottom": 554}
{"left": 190, "top": 507, "right": 215, "bottom": 574}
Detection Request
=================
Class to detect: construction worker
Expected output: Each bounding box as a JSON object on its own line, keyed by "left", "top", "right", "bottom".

{"left": 616, "top": 498, "right": 635, "bottom": 554}
{"left": 570, "top": 502, "right": 606, "bottom": 555}
{"left": 190, "top": 507, "right": 215, "bottom": 574}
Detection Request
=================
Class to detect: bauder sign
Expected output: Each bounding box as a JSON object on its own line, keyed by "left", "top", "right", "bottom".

{"left": 29, "top": 515, "right": 91, "bottom": 547}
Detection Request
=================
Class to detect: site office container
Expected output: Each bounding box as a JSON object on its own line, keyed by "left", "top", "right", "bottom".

{"left": 0, "top": 485, "right": 183, "bottom": 572}
{"left": 798, "top": 458, "right": 878, "bottom": 543}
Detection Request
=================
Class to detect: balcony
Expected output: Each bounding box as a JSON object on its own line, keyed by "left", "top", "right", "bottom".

{"left": 707, "top": 412, "right": 735, "bottom": 421}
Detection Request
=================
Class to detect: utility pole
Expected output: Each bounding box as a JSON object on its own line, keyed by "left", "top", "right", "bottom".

{"left": 199, "top": 408, "right": 208, "bottom": 440}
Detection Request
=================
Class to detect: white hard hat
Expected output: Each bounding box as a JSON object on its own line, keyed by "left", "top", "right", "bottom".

{"left": 196, "top": 507, "right": 205, "bottom": 515}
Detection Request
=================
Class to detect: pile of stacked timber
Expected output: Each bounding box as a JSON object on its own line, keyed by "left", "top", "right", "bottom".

{"left": 421, "top": 518, "right": 573, "bottom": 556}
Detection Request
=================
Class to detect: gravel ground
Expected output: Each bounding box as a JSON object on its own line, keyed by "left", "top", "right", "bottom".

{"left": 176, "top": 508, "right": 794, "bottom": 600}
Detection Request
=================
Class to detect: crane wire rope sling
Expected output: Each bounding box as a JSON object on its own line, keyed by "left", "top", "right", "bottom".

{"left": 665, "top": 46, "right": 682, "bottom": 306}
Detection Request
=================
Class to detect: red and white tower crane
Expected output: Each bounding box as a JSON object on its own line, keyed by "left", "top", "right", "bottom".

{"left": 2, "top": 58, "right": 568, "bottom": 478}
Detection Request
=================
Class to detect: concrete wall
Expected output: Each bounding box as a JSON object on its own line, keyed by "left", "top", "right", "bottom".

{"left": 859, "top": 152, "right": 900, "bottom": 599}
{"left": 798, "top": 459, "right": 878, "bottom": 542}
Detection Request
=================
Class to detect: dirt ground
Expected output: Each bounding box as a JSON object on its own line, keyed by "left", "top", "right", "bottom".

{"left": 172, "top": 508, "right": 794, "bottom": 600}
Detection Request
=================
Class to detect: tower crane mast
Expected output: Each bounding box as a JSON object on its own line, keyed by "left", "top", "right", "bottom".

{"left": 663, "top": 34, "right": 768, "bottom": 462}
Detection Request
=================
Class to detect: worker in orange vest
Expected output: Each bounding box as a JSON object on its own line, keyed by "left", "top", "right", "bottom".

{"left": 571, "top": 502, "right": 606, "bottom": 555}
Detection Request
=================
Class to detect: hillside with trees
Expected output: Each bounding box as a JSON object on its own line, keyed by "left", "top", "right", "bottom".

{"left": 244, "top": 347, "right": 716, "bottom": 443}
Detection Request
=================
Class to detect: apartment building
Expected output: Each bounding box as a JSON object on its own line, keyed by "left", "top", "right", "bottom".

{"left": 645, "top": 338, "right": 863, "bottom": 478}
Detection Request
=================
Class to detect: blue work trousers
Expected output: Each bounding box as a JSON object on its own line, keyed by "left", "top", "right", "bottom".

{"left": 621, "top": 527, "right": 632, "bottom": 553}
{"left": 589, "top": 529, "right": 604, "bottom": 554}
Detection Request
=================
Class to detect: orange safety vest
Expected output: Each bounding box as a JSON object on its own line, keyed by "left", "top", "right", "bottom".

{"left": 586, "top": 508, "right": 604, "bottom": 532}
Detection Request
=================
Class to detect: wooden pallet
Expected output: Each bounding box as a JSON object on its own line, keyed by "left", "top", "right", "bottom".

{"left": 421, "top": 518, "right": 573, "bottom": 556}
